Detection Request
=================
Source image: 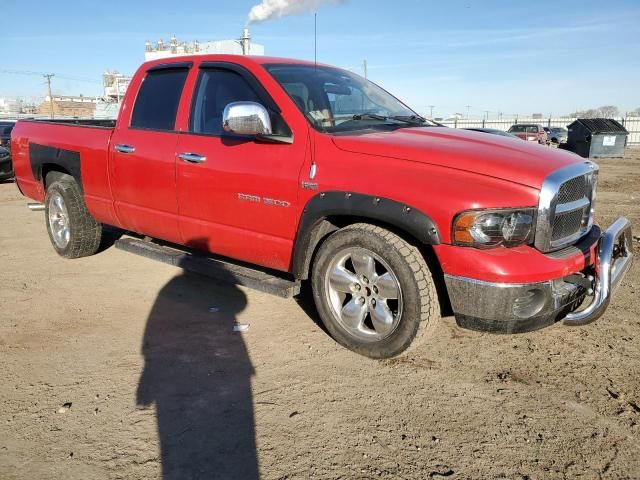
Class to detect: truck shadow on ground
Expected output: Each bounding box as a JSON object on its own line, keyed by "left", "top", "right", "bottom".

{"left": 136, "top": 266, "right": 258, "bottom": 479}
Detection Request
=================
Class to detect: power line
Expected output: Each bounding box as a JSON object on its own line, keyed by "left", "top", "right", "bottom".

{"left": 0, "top": 69, "right": 101, "bottom": 84}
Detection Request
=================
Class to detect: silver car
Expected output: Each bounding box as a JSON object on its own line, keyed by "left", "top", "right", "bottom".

{"left": 544, "top": 127, "right": 568, "bottom": 145}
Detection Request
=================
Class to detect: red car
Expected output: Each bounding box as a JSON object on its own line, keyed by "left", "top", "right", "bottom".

{"left": 11, "top": 55, "right": 633, "bottom": 358}
{"left": 508, "top": 124, "right": 548, "bottom": 144}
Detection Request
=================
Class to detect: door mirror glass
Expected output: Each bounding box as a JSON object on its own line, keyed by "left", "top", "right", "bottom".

{"left": 222, "top": 101, "right": 272, "bottom": 136}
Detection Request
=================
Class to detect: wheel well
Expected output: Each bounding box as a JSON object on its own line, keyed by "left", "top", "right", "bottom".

{"left": 41, "top": 164, "right": 71, "bottom": 187}
{"left": 296, "top": 215, "right": 452, "bottom": 317}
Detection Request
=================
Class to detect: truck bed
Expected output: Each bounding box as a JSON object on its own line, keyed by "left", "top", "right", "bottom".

{"left": 12, "top": 119, "right": 117, "bottom": 225}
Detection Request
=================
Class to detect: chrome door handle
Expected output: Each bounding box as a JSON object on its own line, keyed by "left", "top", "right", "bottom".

{"left": 178, "top": 152, "right": 207, "bottom": 164}
{"left": 114, "top": 144, "right": 135, "bottom": 154}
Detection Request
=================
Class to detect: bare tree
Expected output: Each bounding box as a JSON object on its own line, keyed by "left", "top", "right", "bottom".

{"left": 571, "top": 106, "right": 620, "bottom": 118}
{"left": 571, "top": 108, "right": 599, "bottom": 118}
{"left": 597, "top": 105, "right": 619, "bottom": 118}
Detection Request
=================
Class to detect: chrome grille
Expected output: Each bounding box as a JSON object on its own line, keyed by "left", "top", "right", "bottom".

{"left": 552, "top": 209, "right": 587, "bottom": 241}
{"left": 557, "top": 175, "right": 587, "bottom": 204}
{"left": 535, "top": 162, "right": 598, "bottom": 252}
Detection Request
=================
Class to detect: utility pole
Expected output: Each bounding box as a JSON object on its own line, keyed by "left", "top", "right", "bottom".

{"left": 465, "top": 105, "right": 471, "bottom": 119}
{"left": 428, "top": 105, "right": 435, "bottom": 118}
{"left": 363, "top": 59, "right": 368, "bottom": 80}
{"left": 43, "top": 73, "right": 55, "bottom": 119}
{"left": 483, "top": 110, "right": 489, "bottom": 120}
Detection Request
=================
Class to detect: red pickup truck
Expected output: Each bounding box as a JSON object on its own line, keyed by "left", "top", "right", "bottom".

{"left": 11, "top": 55, "right": 633, "bottom": 358}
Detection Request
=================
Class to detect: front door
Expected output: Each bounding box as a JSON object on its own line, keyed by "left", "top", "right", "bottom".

{"left": 110, "top": 65, "right": 190, "bottom": 244}
{"left": 175, "top": 65, "right": 307, "bottom": 271}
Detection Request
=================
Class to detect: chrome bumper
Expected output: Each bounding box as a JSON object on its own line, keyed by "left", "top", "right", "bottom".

{"left": 444, "top": 217, "right": 633, "bottom": 333}
{"left": 563, "top": 217, "right": 633, "bottom": 325}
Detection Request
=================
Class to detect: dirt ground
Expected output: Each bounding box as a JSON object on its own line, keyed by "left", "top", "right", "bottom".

{"left": 1, "top": 150, "right": 639, "bottom": 480}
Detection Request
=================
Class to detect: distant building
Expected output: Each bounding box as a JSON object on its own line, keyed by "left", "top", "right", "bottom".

{"left": 0, "top": 97, "right": 23, "bottom": 114}
{"left": 38, "top": 95, "right": 98, "bottom": 118}
{"left": 103, "top": 71, "right": 131, "bottom": 102}
{"left": 94, "top": 101, "right": 121, "bottom": 120}
{"left": 532, "top": 113, "right": 543, "bottom": 119}
{"left": 144, "top": 29, "right": 264, "bottom": 61}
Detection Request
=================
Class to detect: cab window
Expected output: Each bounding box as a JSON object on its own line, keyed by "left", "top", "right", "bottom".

{"left": 190, "top": 69, "right": 260, "bottom": 136}
{"left": 131, "top": 68, "right": 189, "bottom": 131}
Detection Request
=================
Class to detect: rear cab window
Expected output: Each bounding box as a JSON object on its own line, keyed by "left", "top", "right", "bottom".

{"left": 131, "top": 67, "right": 189, "bottom": 131}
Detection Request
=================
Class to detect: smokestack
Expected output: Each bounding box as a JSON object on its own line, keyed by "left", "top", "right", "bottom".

{"left": 241, "top": 28, "right": 251, "bottom": 55}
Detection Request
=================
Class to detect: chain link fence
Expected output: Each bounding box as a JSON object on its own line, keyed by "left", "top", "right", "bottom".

{"left": 438, "top": 117, "right": 640, "bottom": 145}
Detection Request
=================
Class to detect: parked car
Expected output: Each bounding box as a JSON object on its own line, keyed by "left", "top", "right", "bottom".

{"left": 0, "top": 121, "right": 15, "bottom": 148}
{"left": 544, "top": 127, "right": 568, "bottom": 145}
{"left": 0, "top": 121, "right": 15, "bottom": 180}
{"left": 0, "top": 145, "right": 12, "bottom": 181}
{"left": 464, "top": 128, "right": 521, "bottom": 139}
{"left": 11, "top": 55, "right": 633, "bottom": 359}
{"left": 508, "top": 124, "right": 548, "bottom": 144}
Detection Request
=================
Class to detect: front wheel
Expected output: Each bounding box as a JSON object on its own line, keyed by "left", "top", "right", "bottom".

{"left": 311, "top": 223, "right": 439, "bottom": 359}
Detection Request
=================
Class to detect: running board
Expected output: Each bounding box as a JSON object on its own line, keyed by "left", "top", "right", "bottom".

{"left": 114, "top": 237, "right": 301, "bottom": 298}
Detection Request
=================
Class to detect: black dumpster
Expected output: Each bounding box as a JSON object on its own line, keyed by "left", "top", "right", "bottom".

{"left": 564, "top": 118, "right": 628, "bottom": 158}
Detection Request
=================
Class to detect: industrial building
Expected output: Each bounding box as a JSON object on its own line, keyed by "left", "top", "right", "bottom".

{"left": 144, "top": 29, "right": 264, "bottom": 61}
{"left": 38, "top": 95, "right": 99, "bottom": 118}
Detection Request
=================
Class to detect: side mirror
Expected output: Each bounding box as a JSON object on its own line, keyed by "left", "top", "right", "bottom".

{"left": 222, "top": 101, "right": 272, "bottom": 136}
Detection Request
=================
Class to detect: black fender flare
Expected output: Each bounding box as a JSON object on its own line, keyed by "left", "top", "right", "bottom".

{"left": 291, "top": 191, "right": 441, "bottom": 279}
{"left": 29, "top": 143, "right": 81, "bottom": 186}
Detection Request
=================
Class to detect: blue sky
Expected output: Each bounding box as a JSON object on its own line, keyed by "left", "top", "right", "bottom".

{"left": 1, "top": 0, "right": 639, "bottom": 118}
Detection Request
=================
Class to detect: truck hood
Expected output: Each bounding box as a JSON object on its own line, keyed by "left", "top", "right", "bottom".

{"left": 331, "top": 127, "right": 582, "bottom": 188}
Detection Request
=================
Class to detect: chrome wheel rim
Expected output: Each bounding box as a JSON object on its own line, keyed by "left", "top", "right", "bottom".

{"left": 48, "top": 192, "right": 70, "bottom": 249}
{"left": 324, "top": 247, "right": 403, "bottom": 342}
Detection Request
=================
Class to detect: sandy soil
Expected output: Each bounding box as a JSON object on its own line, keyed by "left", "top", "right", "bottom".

{"left": 1, "top": 150, "right": 639, "bottom": 480}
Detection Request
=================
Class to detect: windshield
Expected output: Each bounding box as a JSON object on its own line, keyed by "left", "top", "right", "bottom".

{"left": 264, "top": 64, "right": 435, "bottom": 133}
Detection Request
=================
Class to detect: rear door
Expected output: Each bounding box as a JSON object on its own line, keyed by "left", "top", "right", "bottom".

{"left": 174, "top": 63, "right": 307, "bottom": 271}
{"left": 109, "top": 63, "right": 190, "bottom": 243}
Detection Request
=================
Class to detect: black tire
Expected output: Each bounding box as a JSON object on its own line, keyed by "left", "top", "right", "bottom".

{"left": 311, "top": 223, "right": 438, "bottom": 359}
{"left": 44, "top": 172, "right": 102, "bottom": 258}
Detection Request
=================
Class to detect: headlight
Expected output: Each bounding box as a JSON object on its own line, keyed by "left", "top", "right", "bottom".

{"left": 453, "top": 208, "right": 536, "bottom": 248}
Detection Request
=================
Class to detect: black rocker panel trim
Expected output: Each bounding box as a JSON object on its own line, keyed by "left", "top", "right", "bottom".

{"left": 292, "top": 191, "right": 441, "bottom": 279}
{"left": 29, "top": 143, "right": 81, "bottom": 185}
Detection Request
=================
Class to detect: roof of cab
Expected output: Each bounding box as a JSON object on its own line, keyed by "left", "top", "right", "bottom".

{"left": 139, "top": 54, "right": 331, "bottom": 70}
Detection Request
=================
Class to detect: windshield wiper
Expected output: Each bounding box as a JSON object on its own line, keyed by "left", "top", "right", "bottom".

{"left": 389, "top": 115, "right": 428, "bottom": 125}
{"left": 352, "top": 113, "right": 389, "bottom": 121}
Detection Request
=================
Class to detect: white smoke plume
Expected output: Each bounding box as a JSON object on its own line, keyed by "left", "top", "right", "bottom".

{"left": 247, "top": 0, "right": 346, "bottom": 24}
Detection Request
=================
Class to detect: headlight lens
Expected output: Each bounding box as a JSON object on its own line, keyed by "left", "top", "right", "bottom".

{"left": 453, "top": 208, "right": 536, "bottom": 248}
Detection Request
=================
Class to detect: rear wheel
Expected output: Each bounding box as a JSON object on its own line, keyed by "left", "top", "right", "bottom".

{"left": 45, "top": 172, "right": 102, "bottom": 258}
{"left": 311, "top": 223, "right": 439, "bottom": 359}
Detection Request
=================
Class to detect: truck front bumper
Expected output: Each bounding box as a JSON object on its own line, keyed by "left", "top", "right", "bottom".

{"left": 444, "top": 217, "right": 633, "bottom": 333}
